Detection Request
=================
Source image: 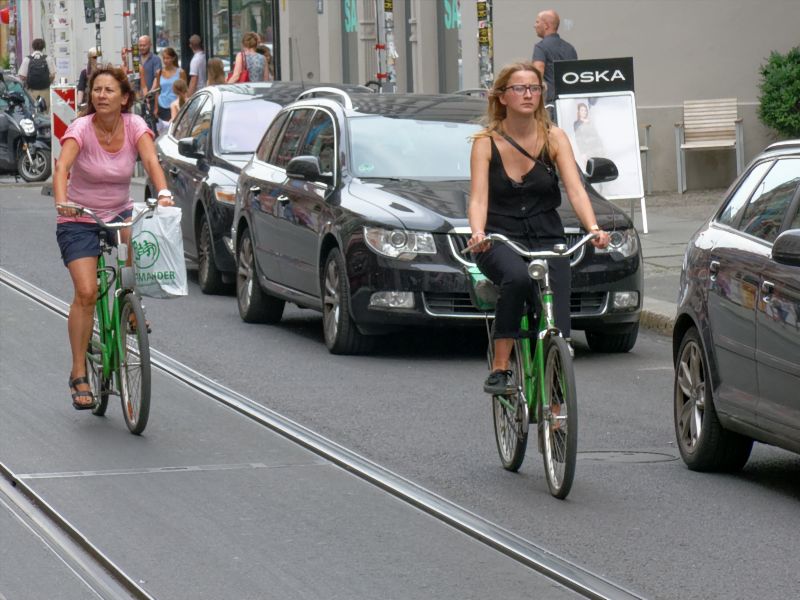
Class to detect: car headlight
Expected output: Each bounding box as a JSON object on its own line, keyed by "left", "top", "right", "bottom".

{"left": 20, "top": 118, "right": 35, "bottom": 136}
{"left": 213, "top": 185, "right": 236, "bottom": 204}
{"left": 595, "top": 227, "right": 639, "bottom": 258}
{"left": 363, "top": 226, "right": 436, "bottom": 260}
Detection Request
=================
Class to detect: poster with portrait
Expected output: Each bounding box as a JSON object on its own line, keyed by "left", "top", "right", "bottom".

{"left": 556, "top": 91, "right": 644, "bottom": 200}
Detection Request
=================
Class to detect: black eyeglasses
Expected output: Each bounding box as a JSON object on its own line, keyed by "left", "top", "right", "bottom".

{"left": 502, "top": 84, "right": 543, "bottom": 95}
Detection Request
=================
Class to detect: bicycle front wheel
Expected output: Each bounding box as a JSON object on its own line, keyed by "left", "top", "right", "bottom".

{"left": 491, "top": 339, "right": 529, "bottom": 471}
{"left": 540, "top": 336, "right": 577, "bottom": 499}
{"left": 119, "top": 294, "right": 151, "bottom": 435}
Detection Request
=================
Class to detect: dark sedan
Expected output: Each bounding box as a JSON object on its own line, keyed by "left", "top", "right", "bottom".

{"left": 144, "top": 82, "right": 370, "bottom": 293}
{"left": 673, "top": 140, "right": 800, "bottom": 471}
{"left": 233, "top": 91, "right": 642, "bottom": 354}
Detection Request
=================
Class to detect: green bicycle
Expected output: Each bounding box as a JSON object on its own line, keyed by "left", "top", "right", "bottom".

{"left": 58, "top": 200, "right": 158, "bottom": 435}
{"left": 464, "top": 233, "right": 596, "bottom": 499}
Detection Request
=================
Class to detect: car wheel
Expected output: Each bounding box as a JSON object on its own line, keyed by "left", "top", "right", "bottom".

{"left": 321, "top": 248, "right": 371, "bottom": 355}
{"left": 585, "top": 322, "right": 639, "bottom": 353}
{"left": 236, "top": 227, "right": 284, "bottom": 324}
{"left": 674, "top": 327, "right": 753, "bottom": 472}
{"left": 197, "top": 213, "right": 227, "bottom": 295}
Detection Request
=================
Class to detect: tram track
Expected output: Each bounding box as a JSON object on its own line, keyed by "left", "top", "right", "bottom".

{"left": 1, "top": 268, "right": 646, "bottom": 600}
{"left": 0, "top": 461, "right": 155, "bottom": 600}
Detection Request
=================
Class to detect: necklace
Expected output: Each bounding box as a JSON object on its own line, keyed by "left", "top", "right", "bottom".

{"left": 96, "top": 114, "right": 120, "bottom": 145}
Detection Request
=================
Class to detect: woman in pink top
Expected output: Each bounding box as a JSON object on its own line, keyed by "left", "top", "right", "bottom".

{"left": 53, "top": 65, "right": 174, "bottom": 410}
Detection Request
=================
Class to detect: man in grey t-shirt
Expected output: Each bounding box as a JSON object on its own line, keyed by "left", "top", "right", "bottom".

{"left": 532, "top": 9, "right": 577, "bottom": 105}
{"left": 188, "top": 34, "right": 207, "bottom": 96}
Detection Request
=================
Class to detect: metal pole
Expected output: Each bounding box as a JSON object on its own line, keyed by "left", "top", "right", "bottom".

{"left": 476, "top": 0, "right": 493, "bottom": 89}
{"left": 382, "top": 0, "right": 397, "bottom": 93}
{"left": 94, "top": 0, "right": 103, "bottom": 62}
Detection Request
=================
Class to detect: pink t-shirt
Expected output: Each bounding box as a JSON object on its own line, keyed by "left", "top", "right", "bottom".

{"left": 58, "top": 113, "right": 153, "bottom": 224}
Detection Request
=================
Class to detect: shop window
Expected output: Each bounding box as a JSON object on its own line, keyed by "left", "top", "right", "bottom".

{"left": 154, "top": 0, "right": 182, "bottom": 62}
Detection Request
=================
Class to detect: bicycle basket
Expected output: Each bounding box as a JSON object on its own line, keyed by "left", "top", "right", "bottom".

{"left": 465, "top": 265, "right": 498, "bottom": 311}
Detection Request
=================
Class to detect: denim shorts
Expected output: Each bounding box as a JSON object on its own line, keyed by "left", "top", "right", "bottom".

{"left": 56, "top": 209, "right": 133, "bottom": 266}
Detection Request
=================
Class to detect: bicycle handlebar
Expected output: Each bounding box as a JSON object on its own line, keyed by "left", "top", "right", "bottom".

{"left": 461, "top": 232, "right": 597, "bottom": 258}
{"left": 56, "top": 198, "right": 159, "bottom": 231}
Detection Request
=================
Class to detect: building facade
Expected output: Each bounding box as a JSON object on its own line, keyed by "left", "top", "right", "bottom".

{"left": 11, "top": 0, "right": 800, "bottom": 192}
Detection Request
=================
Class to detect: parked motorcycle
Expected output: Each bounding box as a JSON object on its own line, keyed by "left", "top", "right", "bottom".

{"left": 0, "top": 72, "right": 51, "bottom": 182}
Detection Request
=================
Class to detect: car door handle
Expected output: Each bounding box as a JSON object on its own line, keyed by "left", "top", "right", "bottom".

{"left": 277, "top": 194, "right": 290, "bottom": 205}
{"left": 249, "top": 186, "right": 261, "bottom": 195}
{"left": 168, "top": 167, "right": 179, "bottom": 176}
{"left": 709, "top": 260, "right": 720, "bottom": 280}
{"left": 761, "top": 280, "right": 775, "bottom": 298}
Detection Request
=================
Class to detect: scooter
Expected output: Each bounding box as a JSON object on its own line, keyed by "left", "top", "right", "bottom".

{"left": 0, "top": 74, "right": 51, "bottom": 182}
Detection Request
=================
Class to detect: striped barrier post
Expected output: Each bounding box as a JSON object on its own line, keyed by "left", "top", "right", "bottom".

{"left": 50, "top": 86, "right": 77, "bottom": 178}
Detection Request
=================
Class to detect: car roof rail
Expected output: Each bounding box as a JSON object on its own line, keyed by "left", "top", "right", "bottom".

{"left": 764, "top": 139, "right": 800, "bottom": 151}
{"left": 295, "top": 87, "right": 353, "bottom": 109}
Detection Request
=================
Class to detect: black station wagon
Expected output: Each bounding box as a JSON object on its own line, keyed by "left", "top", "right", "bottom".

{"left": 232, "top": 90, "right": 643, "bottom": 354}
{"left": 673, "top": 140, "right": 800, "bottom": 470}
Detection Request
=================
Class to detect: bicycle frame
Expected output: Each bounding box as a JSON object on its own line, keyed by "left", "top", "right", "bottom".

{"left": 89, "top": 231, "right": 130, "bottom": 394}
{"left": 469, "top": 232, "right": 595, "bottom": 421}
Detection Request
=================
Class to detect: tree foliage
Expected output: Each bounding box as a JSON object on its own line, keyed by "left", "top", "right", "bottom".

{"left": 758, "top": 47, "right": 800, "bottom": 138}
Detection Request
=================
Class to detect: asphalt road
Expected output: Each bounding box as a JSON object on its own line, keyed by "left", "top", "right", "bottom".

{"left": 2, "top": 185, "right": 799, "bottom": 600}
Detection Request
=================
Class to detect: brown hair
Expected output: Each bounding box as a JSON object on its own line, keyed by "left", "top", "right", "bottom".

{"left": 207, "top": 57, "right": 226, "bottom": 85}
{"left": 242, "top": 32, "right": 259, "bottom": 50}
{"left": 160, "top": 46, "right": 178, "bottom": 66}
{"left": 473, "top": 61, "right": 554, "bottom": 157}
{"left": 173, "top": 79, "right": 189, "bottom": 108}
{"left": 81, "top": 64, "right": 134, "bottom": 116}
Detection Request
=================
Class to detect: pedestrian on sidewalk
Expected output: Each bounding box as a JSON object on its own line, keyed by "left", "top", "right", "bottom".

{"left": 17, "top": 38, "right": 56, "bottom": 112}
{"left": 531, "top": 10, "right": 577, "bottom": 108}
{"left": 187, "top": 34, "right": 207, "bottom": 95}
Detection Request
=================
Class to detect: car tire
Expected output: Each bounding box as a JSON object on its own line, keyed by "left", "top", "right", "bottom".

{"left": 674, "top": 327, "right": 753, "bottom": 472}
{"left": 197, "top": 213, "right": 227, "bottom": 295}
{"left": 321, "top": 248, "right": 371, "bottom": 355}
{"left": 236, "top": 227, "right": 284, "bottom": 324}
{"left": 585, "top": 322, "right": 639, "bottom": 353}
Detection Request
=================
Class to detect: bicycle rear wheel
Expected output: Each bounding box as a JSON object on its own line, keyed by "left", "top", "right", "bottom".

{"left": 539, "top": 335, "right": 577, "bottom": 499}
{"left": 119, "top": 294, "right": 151, "bottom": 434}
{"left": 491, "top": 339, "right": 529, "bottom": 471}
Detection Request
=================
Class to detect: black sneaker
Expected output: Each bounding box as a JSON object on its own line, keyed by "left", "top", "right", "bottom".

{"left": 484, "top": 369, "right": 514, "bottom": 395}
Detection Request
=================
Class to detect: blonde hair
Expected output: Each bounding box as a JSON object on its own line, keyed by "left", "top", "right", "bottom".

{"left": 207, "top": 57, "right": 226, "bottom": 84}
{"left": 473, "top": 61, "right": 554, "bottom": 157}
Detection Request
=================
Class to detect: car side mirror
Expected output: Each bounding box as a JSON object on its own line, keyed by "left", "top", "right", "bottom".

{"left": 585, "top": 157, "right": 618, "bottom": 183}
{"left": 286, "top": 155, "right": 332, "bottom": 185}
{"left": 177, "top": 137, "right": 204, "bottom": 159}
{"left": 772, "top": 229, "right": 800, "bottom": 267}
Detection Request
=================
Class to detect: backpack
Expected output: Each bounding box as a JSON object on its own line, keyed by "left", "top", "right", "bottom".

{"left": 26, "top": 54, "right": 50, "bottom": 89}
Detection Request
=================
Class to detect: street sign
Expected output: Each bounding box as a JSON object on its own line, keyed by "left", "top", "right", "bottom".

{"left": 84, "top": 0, "right": 106, "bottom": 23}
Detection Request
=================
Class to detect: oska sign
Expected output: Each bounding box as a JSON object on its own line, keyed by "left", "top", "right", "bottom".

{"left": 554, "top": 57, "right": 634, "bottom": 97}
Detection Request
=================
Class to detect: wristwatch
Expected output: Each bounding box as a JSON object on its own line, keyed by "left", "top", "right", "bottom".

{"left": 589, "top": 224, "right": 601, "bottom": 232}
{"left": 157, "top": 189, "right": 173, "bottom": 198}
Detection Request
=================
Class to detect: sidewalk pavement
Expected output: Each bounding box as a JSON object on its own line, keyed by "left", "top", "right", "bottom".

{"left": 613, "top": 188, "right": 725, "bottom": 337}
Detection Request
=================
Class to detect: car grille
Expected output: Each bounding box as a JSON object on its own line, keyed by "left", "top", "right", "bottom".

{"left": 447, "top": 228, "right": 587, "bottom": 268}
{"left": 422, "top": 291, "right": 608, "bottom": 318}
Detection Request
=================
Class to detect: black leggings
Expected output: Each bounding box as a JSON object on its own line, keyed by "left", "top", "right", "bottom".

{"left": 476, "top": 239, "right": 571, "bottom": 339}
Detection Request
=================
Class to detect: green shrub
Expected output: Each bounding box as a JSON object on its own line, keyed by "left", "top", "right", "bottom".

{"left": 0, "top": 55, "right": 9, "bottom": 70}
{"left": 758, "top": 47, "right": 800, "bottom": 138}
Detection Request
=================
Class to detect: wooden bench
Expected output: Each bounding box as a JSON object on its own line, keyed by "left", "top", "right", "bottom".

{"left": 674, "top": 98, "right": 744, "bottom": 193}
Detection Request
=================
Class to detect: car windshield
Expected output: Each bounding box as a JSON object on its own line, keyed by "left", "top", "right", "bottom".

{"left": 219, "top": 100, "right": 282, "bottom": 154}
{"left": 348, "top": 116, "right": 481, "bottom": 180}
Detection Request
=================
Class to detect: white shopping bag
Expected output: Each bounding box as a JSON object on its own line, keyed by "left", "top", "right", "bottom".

{"left": 131, "top": 203, "right": 188, "bottom": 298}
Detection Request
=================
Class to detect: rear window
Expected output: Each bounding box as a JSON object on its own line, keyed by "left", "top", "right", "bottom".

{"left": 219, "top": 100, "right": 282, "bottom": 154}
